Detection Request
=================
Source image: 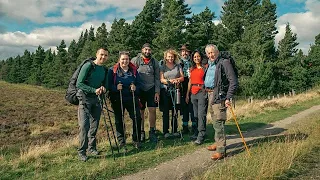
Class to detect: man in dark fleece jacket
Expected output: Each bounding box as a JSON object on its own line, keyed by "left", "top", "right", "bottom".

{"left": 76, "top": 48, "right": 108, "bottom": 162}
{"left": 205, "top": 44, "right": 238, "bottom": 160}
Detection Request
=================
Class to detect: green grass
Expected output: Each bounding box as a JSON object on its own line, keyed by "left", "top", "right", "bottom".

{"left": 1, "top": 80, "right": 320, "bottom": 179}
{"left": 195, "top": 112, "right": 320, "bottom": 180}
{"left": 225, "top": 97, "right": 320, "bottom": 134}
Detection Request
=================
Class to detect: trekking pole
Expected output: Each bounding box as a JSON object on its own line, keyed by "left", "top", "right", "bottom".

{"left": 131, "top": 82, "right": 140, "bottom": 148}
{"left": 228, "top": 105, "right": 251, "bottom": 156}
{"left": 102, "top": 93, "right": 120, "bottom": 154}
{"left": 119, "top": 81, "right": 127, "bottom": 152}
{"left": 175, "top": 83, "right": 183, "bottom": 140}
{"left": 98, "top": 95, "right": 116, "bottom": 160}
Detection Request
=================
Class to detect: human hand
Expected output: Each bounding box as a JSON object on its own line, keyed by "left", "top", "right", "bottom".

{"left": 185, "top": 96, "right": 189, "bottom": 104}
{"left": 225, "top": 99, "right": 231, "bottom": 107}
{"left": 130, "top": 84, "right": 136, "bottom": 91}
{"left": 95, "top": 88, "right": 102, "bottom": 95}
{"left": 154, "top": 93, "right": 159, "bottom": 103}
{"left": 117, "top": 83, "right": 123, "bottom": 90}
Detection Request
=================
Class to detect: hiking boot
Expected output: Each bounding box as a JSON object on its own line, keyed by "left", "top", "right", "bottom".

{"left": 193, "top": 139, "right": 203, "bottom": 145}
{"left": 164, "top": 133, "right": 172, "bottom": 139}
{"left": 182, "top": 125, "right": 189, "bottom": 134}
{"left": 207, "top": 144, "right": 217, "bottom": 151}
{"left": 78, "top": 153, "right": 88, "bottom": 162}
{"left": 190, "top": 134, "right": 197, "bottom": 141}
{"left": 133, "top": 141, "right": 142, "bottom": 149}
{"left": 211, "top": 152, "right": 225, "bottom": 160}
{"left": 88, "top": 149, "right": 99, "bottom": 156}
{"left": 141, "top": 131, "right": 146, "bottom": 142}
{"left": 149, "top": 131, "right": 158, "bottom": 143}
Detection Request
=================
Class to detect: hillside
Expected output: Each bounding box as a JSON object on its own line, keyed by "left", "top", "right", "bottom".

{"left": 1, "top": 81, "right": 320, "bottom": 179}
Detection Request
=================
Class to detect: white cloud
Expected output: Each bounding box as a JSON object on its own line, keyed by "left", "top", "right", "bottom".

{"left": 275, "top": 0, "right": 320, "bottom": 54}
{"left": 0, "top": 0, "right": 145, "bottom": 23}
{"left": 0, "top": 20, "right": 113, "bottom": 59}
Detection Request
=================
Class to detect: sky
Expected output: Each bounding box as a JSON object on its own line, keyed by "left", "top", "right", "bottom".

{"left": 0, "top": 0, "right": 319, "bottom": 60}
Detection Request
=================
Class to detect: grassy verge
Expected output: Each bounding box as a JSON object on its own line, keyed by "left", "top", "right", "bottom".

{"left": 194, "top": 111, "right": 320, "bottom": 180}
{"left": 0, "top": 81, "right": 320, "bottom": 179}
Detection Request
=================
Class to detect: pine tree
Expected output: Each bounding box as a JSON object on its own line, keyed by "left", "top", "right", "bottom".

{"left": 94, "top": 23, "right": 108, "bottom": 50}
{"left": 54, "top": 40, "right": 69, "bottom": 87}
{"left": 107, "top": 18, "right": 132, "bottom": 67}
{"left": 67, "top": 39, "right": 79, "bottom": 77}
{"left": 130, "top": 0, "right": 162, "bottom": 55}
{"left": 28, "top": 46, "right": 45, "bottom": 85}
{"left": 152, "top": 0, "right": 191, "bottom": 60}
{"left": 220, "top": 0, "right": 260, "bottom": 48}
{"left": 306, "top": 33, "right": 320, "bottom": 86}
{"left": 275, "top": 23, "right": 300, "bottom": 92}
{"left": 42, "top": 49, "right": 55, "bottom": 87}
{"left": 20, "top": 50, "right": 33, "bottom": 83}
{"left": 185, "top": 7, "right": 216, "bottom": 51}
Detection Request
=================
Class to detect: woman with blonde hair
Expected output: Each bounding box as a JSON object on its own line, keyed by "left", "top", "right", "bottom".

{"left": 159, "top": 49, "right": 184, "bottom": 139}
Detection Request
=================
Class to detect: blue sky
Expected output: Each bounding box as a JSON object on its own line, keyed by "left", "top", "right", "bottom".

{"left": 0, "top": 0, "right": 319, "bottom": 60}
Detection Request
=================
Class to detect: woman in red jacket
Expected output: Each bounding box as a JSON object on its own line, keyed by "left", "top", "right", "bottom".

{"left": 185, "top": 50, "right": 208, "bottom": 145}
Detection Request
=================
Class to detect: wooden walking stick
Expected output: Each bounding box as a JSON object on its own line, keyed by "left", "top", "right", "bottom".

{"left": 228, "top": 105, "right": 251, "bottom": 156}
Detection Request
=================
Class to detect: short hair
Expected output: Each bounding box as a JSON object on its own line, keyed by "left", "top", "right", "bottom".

{"left": 96, "top": 47, "right": 109, "bottom": 53}
{"left": 142, "top": 43, "right": 151, "bottom": 49}
{"left": 205, "top": 44, "right": 219, "bottom": 54}
{"left": 163, "top": 49, "right": 180, "bottom": 65}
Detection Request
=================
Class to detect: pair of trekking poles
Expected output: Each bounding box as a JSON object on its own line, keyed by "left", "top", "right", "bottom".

{"left": 167, "top": 83, "right": 183, "bottom": 140}
{"left": 118, "top": 81, "right": 140, "bottom": 153}
{"left": 99, "top": 81, "right": 140, "bottom": 160}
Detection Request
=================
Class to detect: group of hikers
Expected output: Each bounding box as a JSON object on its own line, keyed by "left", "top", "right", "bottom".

{"left": 74, "top": 43, "right": 238, "bottom": 162}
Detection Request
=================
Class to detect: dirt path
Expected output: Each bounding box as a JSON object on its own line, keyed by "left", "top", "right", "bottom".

{"left": 117, "top": 105, "right": 320, "bottom": 180}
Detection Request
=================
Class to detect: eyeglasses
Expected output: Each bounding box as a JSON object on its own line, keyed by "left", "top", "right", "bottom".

{"left": 119, "top": 51, "right": 130, "bottom": 56}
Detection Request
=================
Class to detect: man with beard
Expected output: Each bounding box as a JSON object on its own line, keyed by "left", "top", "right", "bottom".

{"left": 179, "top": 44, "right": 196, "bottom": 135}
{"left": 131, "top": 43, "right": 160, "bottom": 143}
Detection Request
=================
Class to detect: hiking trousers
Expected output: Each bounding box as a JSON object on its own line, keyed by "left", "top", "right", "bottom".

{"left": 77, "top": 96, "right": 101, "bottom": 154}
{"left": 191, "top": 90, "right": 208, "bottom": 142}
{"left": 111, "top": 98, "right": 142, "bottom": 143}
{"left": 208, "top": 92, "right": 227, "bottom": 154}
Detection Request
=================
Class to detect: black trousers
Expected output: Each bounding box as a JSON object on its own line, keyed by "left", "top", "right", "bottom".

{"left": 111, "top": 97, "right": 142, "bottom": 143}
{"left": 160, "top": 88, "right": 179, "bottom": 134}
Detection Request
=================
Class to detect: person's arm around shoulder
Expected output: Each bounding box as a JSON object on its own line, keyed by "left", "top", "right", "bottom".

{"left": 76, "top": 62, "right": 96, "bottom": 94}
{"left": 222, "top": 58, "right": 238, "bottom": 106}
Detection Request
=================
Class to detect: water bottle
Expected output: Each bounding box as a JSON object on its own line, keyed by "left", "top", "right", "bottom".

{"left": 175, "top": 88, "right": 181, "bottom": 104}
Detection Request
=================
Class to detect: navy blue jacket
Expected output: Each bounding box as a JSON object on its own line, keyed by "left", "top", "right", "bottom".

{"left": 107, "top": 62, "right": 141, "bottom": 102}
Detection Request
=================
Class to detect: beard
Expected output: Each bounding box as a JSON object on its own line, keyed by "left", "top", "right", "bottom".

{"left": 142, "top": 52, "right": 152, "bottom": 58}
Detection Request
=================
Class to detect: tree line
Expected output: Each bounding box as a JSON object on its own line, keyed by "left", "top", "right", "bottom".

{"left": 0, "top": 0, "right": 319, "bottom": 97}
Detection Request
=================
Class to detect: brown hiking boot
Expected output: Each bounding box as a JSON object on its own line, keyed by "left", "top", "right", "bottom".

{"left": 207, "top": 144, "right": 217, "bottom": 151}
{"left": 211, "top": 152, "right": 225, "bottom": 160}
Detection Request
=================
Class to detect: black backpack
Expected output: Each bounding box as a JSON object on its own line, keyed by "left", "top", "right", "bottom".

{"left": 65, "top": 57, "right": 96, "bottom": 105}
{"left": 220, "top": 51, "right": 239, "bottom": 77}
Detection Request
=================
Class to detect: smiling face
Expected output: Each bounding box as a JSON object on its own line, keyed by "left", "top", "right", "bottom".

{"left": 165, "top": 52, "right": 175, "bottom": 64}
{"left": 181, "top": 50, "right": 190, "bottom": 59}
{"left": 206, "top": 47, "right": 219, "bottom": 62}
{"left": 95, "top": 49, "right": 108, "bottom": 65}
{"left": 193, "top": 52, "right": 201, "bottom": 65}
{"left": 119, "top": 54, "right": 130, "bottom": 68}
{"left": 142, "top": 47, "right": 152, "bottom": 58}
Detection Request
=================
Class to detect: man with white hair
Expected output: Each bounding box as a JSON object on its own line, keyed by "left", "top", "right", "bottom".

{"left": 204, "top": 44, "right": 238, "bottom": 160}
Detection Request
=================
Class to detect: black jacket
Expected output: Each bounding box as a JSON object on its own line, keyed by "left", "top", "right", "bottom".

{"left": 212, "top": 56, "right": 238, "bottom": 104}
